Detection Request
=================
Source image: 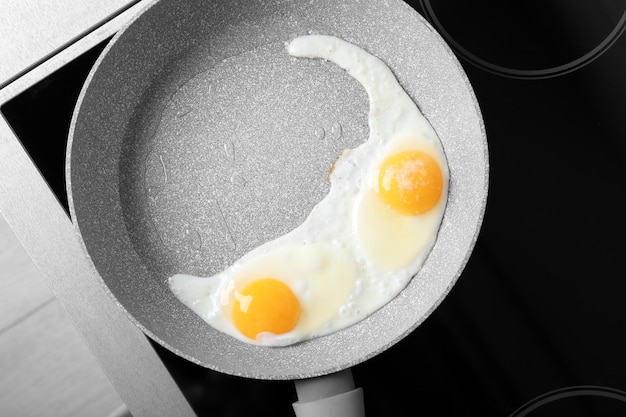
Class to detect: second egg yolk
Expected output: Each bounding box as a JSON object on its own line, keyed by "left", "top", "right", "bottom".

{"left": 378, "top": 150, "right": 443, "bottom": 215}
{"left": 232, "top": 278, "right": 300, "bottom": 340}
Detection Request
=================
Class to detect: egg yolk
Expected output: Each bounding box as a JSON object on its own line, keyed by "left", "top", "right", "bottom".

{"left": 378, "top": 150, "right": 443, "bottom": 215}
{"left": 232, "top": 278, "right": 300, "bottom": 340}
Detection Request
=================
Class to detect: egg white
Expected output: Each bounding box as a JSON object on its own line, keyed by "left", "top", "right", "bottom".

{"left": 169, "top": 34, "right": 448, "bottom": 346}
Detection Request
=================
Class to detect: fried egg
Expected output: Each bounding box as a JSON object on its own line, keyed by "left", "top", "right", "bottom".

{"left": 168, "top": 34, "right": 449, "bottom": 347}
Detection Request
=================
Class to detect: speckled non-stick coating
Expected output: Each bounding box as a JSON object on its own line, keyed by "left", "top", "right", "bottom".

{"left": 67, "top": 0, "right": 488, "bottom": 380}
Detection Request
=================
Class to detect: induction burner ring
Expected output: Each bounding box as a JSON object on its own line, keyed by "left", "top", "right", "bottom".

{"left": 509, "top": 385, "right": 626, "bottom": 416}
{"left": 419, "top": 1, "right": 626, "bottom": 79}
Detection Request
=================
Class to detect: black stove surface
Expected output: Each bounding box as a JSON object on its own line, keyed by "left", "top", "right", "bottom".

{"left": 3, "top": 1, "right": 626, "bottom": 416}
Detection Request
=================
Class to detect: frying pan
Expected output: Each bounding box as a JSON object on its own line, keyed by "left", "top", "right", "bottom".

{"left": 67, "top": 0, "right": 487, "bottom": 403}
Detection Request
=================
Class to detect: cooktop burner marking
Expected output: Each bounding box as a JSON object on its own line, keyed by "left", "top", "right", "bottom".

{"left": 509, "top": 385, "right": 626, "bottom": 416}
{"left": 419, "top": 0, "right": 626, "bottom": 79}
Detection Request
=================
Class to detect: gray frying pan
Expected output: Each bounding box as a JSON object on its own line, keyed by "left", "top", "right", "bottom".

{"left": 67, "top": 0, "right": 487, "bottom": 399}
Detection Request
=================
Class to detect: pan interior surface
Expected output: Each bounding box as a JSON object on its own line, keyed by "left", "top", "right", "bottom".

{"left": 68, "top": 0, "right": 488, "bottom": 379}
{"left": 121, "top": 40, "right": 369, "bottom": 279}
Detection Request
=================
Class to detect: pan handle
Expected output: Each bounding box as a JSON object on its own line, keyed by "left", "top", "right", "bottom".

{"left": 292, "top": 369, "right": 365, "bottom": 417}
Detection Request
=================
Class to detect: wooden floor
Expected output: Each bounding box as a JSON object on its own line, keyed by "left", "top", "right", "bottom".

{"left": 0, "top": 215, "right": 125, "bottom": 416}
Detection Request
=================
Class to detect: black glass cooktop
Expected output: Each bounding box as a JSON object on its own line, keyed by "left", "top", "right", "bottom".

{"left": 3, "top": 1, "right": 626, "bottom": 416}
